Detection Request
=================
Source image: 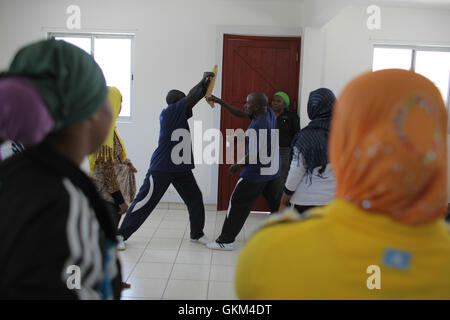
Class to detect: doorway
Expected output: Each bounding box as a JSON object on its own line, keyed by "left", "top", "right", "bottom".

{"left": 217, "top": 34, "right": 301, "bottom": 211}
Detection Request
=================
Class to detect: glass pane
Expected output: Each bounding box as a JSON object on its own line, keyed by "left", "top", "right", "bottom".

{"left": 94, "top": 38, "right": 132, "bottom": 117}
{"left": 372, "top": 47, "right": 413, "bottom": 71}
{"left": 54, "top": 36, "right": 91, "bottom": 54}
{"left": 415, "top": 50, "right": 450, "bottom": 105}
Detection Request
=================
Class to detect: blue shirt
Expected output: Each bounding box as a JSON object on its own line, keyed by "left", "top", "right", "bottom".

{"left": 241, "top": 108, "right": 280, "bottom": 182}
{"left": 150, "top": 97, "right": 195, "bottom": 172}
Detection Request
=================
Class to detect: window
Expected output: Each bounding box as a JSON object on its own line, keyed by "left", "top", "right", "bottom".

{"left": 373, "top": 46, "right": 450, "bottom": 108}
{"left": 373, "top": 48, "right": 413, "bottom": 71}
{"left": 415, "top": 51, "right": 450, "bottom": 107}
{"left": 49, "top": 33, "right": 134, "bottom": 118}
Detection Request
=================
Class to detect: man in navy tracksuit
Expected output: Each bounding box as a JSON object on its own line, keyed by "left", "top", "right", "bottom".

{"left": 205, "top": 92, "right": 281, "bottom": 250}
{"left": 117, "top": 72, "right": 215, "bottom": 248}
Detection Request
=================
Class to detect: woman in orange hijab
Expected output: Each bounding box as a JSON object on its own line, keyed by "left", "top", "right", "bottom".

{"left": 235, "top": 69, "right": 450, "bottom": 299}
{"left": 330, "top": 69, "right": 447, "bottom": 224}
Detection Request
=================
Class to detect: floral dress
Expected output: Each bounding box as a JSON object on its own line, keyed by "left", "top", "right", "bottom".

{"left": 91, "top": 133, "right": 136, "bottom": 206}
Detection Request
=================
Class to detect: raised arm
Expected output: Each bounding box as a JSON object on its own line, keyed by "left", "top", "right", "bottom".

{"left": 206, "top": 95, "right": 249, "bottom": 119}
{"left": 185, "top": 72, "right": 215, "bottom": 110}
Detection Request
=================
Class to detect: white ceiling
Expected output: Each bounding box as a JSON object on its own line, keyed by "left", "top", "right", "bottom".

{"left": 223, "top": 0, "right": 450, "bottom": 9}
{"left": 346, "top": 0, "right": 450, "bottom": 8}
{"left": 225, "top": 0, "right": 450, "bottom": 5}
{"left": 221, "top": 0, "right": 450, "bottom": 26}
{"left": 302, "top": 0, "right": 450, "bottom": 27}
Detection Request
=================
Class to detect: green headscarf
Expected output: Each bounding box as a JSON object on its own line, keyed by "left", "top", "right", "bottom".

{"left": 6, "top": 39, "right": 107, "bottom": 132}
{"left": 274, "top": 91, "right": 290, "bottom": 110}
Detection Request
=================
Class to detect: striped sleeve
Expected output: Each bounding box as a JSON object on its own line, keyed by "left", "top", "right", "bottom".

{"left": 61, "top": 179, "right": 118, "bottom": 300}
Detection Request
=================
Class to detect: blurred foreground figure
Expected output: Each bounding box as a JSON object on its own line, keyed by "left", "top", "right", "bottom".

{"left": 0, "top": 76, "right": 54, "bottom": 161}
{"left": 235, "top": 69, "right": 450, "bottom": 299}
{"left": 0, "top": 40, "right": 122, "bottom": 299}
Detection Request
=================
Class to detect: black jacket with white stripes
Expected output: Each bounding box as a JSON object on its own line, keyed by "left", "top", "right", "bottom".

{"left": 0, "top": 143, "right": 122, "bottom": 300}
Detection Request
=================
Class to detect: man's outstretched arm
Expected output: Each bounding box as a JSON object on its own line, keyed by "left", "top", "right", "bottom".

{"left": 206, "top": 95, "right": 249, "bottom": 119}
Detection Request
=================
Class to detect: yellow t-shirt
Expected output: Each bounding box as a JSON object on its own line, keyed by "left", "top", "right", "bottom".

{"left": 235, "top": 200, "right": 450, "bottom": 299}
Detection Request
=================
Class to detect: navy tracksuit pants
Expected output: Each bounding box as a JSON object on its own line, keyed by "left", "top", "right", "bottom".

{"left": 216, "top": 177, "right": 280, "bottom": 244}
{"left": 117, "top": 169, "right": 205, "bottom": 241}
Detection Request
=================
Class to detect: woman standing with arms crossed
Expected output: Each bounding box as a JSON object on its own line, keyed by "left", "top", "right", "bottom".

{"left": 88, "top": 87, "right": 137, "bottom": 248}
{"left": 88, "top": 87, "right": 137, "bottom": 290}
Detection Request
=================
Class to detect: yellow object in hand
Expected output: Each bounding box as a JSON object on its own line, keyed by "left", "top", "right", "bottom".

{"left": 206, "top": 65, "right": 218, "bottom": 108}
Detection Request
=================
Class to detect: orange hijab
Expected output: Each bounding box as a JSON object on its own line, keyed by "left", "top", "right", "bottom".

{"left": 330, "top": 69, "right": 448, "bottom": 225}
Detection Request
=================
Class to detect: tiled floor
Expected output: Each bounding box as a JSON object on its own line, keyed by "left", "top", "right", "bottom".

{"left": 118, "top": 208, "right": 269, "bottom": 300}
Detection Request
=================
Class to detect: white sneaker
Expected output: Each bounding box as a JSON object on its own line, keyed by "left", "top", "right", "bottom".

{"left": 190, "top": 235, "right": 211, "bottom": 245}
{"left": 116, "top": 235, "right": 126, "bottom": 251}
{"left": 206, "top": 241, "right": 234, "bottom": 251}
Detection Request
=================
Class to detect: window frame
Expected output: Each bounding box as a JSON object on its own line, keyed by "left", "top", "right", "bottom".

{"left": 373, "top": 44, "right": 450, "bottom": 110}
{"left": 48, "top": 32, "right": 135, "bottom": 120}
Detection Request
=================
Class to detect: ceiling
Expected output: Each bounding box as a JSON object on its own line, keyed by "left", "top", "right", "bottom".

{"left": 345, "top": 0, "right": 450, "bottom": 8}
{"left": 303, "top": 0, "right": 450, "bottom": 26}
{"left": 220, "top": 0, "right": 450, "bottom": 26}
{"left": 223, "top": 0, "right": 450, "bottom": 6}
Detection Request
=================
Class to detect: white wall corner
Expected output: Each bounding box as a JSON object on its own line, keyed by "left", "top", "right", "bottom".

{"left": 299, "top": 27, "right": 327, "bottom": 128}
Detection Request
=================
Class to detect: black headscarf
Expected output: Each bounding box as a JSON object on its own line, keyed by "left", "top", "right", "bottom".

{"left": 166, "top": 89, "right": 186, "bottom": 105}
{"left": 291, "top": 88, "right": 336, "bottom": 179}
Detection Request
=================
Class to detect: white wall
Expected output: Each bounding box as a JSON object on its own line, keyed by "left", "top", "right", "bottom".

{"left": 299, "top": 27, "right": 326, "bottom": 127}
{"left": 0, "top": 0, "right": 305, "bottom": 204}
{"left": 323, "top": 5, "right": 450, "bottom": 97}
{"left": 298, "top": 5, "right": 450, "bottom": 128}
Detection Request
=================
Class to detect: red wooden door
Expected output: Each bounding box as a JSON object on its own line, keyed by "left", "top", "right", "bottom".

{"left": 217, "top": 34, "right": 301, "bottom": 211}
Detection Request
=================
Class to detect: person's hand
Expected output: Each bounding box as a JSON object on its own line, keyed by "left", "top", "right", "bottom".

{"left": 228, "top": 164, "right": 241, "bottom": 175}
{"left": 279, "top": 194, "right": 291, "bottom": 212}
{"left": 119, "top": 203, "right": 129, "bottom": 215}
{"left": 203, "top": 71, "right": 215, "bottom": 81}
{"left": 202, "top": 71, "right": 215, "bottom": 87}
{"left": 206, "top": 95, "right": 222, "bottom": 105}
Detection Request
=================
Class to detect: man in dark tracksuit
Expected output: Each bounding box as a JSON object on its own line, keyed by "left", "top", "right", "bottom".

{"left": 117, "top": 72, "right": 215, "bottom": 246}
{"left": 206, "top": 92, "right": 281, "bottom": 250}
